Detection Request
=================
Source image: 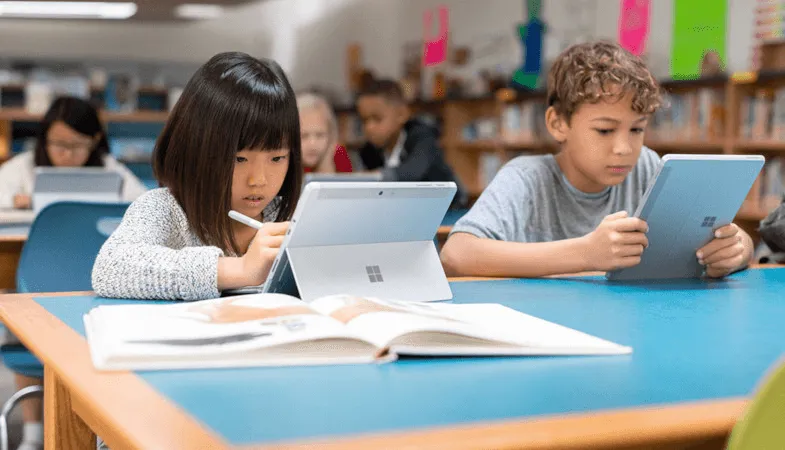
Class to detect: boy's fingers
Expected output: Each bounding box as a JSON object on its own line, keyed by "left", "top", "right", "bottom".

{"left": 612, "top": 217, "right": 649, "bottom": 233}
{"left": 713, "top": 224, "right": 738, "bottom": 239}
{"left": 605, "top": 211, "right": 629, "bottom": 221}
{"left": 697, "top": 234, "right": 740, "bottom": 261}
{"left": 702, "top": 242, "right": 744, "bottom": 265}
{"left": 618, "top": 232, "right": 649, "bottom": 248}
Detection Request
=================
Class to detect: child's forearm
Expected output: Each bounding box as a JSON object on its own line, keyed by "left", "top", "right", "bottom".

{"left": 441, "top": 233, "right": 593, "bottom": 278}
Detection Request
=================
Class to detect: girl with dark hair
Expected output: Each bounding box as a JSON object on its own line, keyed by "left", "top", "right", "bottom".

{"left": 0, "top": 96, "right": 147, "bottom": 209}
{"left": 92, "top": 52, "right": 303, "bottom": 301}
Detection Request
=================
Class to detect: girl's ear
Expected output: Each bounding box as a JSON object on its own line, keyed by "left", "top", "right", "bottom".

{"left": 545, "top": 106, "right": 569, "bottom": 143}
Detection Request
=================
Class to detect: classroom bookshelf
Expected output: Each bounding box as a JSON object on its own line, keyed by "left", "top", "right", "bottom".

{"left": 335, "top": 71, "right": 785, "bottom": 246}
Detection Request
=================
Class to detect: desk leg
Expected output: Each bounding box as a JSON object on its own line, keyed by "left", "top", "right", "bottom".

{"left": 44, "top": 366, "right": 96, "bottom": 450}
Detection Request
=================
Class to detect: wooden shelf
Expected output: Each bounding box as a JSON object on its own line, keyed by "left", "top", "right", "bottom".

{"left": 101, "top": 110, "right": 168, "bottom": 123}
{"left": 644, "top": 139, "right": 726, "bottom": 153}
{"left": 0, "top": 84, "right": 169, "bottom": 95}
{"left": 452, "top": 140, "right": 499, "bottom": 152}
{"left": 452, "top": 138, "right": 731, "bottom": 155}
{"left": 737, "top": 196, "right": 782, "bottom": 221}
{"left": 502, "top": 139, "right": 557, "bottom": 153}
{"left": 137, "top": 86, "right": 169, "bottom": 96}
{"left": 660, "top": 74, "right": 728, "bottom": 89}
{"left": 0, "top": 108, "right": 40, "bottom": 122}
{"left": 734, "top": 140, "right": 785, "bottom": 152}
{"left": 0, "top": 108, "right": 168, "bottom": 123}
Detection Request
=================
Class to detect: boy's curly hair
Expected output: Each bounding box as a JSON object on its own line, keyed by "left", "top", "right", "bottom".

{"left": 547, "top": 40, "right": 663, "bottom": 121}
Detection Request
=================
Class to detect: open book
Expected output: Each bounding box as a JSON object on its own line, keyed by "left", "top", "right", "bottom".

{"left": 84, "top": 294, "right": 632, "bottom": 371}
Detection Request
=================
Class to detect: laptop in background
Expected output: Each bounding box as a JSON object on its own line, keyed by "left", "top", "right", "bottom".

{"left": 32, "top": 167, "right": 124, "bottom": 215}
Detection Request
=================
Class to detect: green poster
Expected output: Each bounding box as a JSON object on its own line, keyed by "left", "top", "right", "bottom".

{"left": 671, "top": 0, "right": 727, "bottom": 80}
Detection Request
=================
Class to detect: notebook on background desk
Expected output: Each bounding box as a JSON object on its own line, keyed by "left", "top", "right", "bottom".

{"left": 0, "top": 209, "right": 34, "bottom": 225}
{"left": 0, "top": 209, "right": 34, "bottom": 237}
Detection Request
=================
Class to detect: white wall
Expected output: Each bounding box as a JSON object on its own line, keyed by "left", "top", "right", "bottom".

{"left": 0, "top": 0, "right": 762, "bottom": 94}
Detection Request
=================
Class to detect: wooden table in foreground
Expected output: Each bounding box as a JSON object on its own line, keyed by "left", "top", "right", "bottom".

{"left": 0, "top": 266, "right": 782, "bottom": 450}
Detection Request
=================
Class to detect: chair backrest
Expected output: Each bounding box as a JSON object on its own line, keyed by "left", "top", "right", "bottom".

{"left": 441, "top": 208, "right": 469, "bottom": 227}
{"left": 726, "top": 356, "right": 785, "bottom": 449}
{"left": 16, "top": 201, "right": 129, "bottom": 293}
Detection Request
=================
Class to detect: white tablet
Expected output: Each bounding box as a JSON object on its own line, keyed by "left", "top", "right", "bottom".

{"left": 33, "top": 167, "right": 124, "bottom": 215}
{"left": 606, "top": 154, "right": 765, "bottom": 281}
{"left": 259, "top": 181, "right": 457, "bottom": 302}
{"left": 303, "top": 172, "right": 383, "bottom": 185}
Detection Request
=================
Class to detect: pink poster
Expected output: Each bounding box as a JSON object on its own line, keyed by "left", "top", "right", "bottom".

{"left": 423, "top": 6, "right": 449, "bottom": 66}
{"left": 618, "top": 0, "right": 650, "bottom": 56}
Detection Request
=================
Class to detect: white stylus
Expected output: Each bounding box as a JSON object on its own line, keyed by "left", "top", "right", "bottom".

{"left": 228, "top": 210, "right": 264, "bottom": 230}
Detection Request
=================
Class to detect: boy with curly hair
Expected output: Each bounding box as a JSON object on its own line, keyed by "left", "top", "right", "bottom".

{"left": 441, "top": 41, "right": 754, "bottom": 278}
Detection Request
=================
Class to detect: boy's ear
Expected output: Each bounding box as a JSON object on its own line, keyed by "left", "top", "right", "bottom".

{"left": 545, "top": 106, "right": 569, "bottom": 143}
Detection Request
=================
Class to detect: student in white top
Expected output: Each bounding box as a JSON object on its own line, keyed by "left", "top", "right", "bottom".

{"left": 0, "top": 96, "right": 146, "bottom": 450}
{"left": 0, "top": 96, "right": 147, "bottom": 211}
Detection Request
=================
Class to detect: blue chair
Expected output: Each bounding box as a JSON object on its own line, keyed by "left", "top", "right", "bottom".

{"left": 0, "top": 201, "right": 129, "bottom": 450}
{"left": 441, "top": 208, "right": 469, "bottom": 227}
{"left": 434, "top": 208, "right": 469, "bottom": 251}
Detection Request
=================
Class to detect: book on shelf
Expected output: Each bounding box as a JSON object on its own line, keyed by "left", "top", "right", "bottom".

{"left": 760, "top": 157, "right": 785, "bottom": 202}
{"left": 84, "top": 293, "right": 632, "bottom": 371}
{"left": 104, "top": 73, "right": 139, "bottom": 113}
{"left": 24, "top": 81, "right": 53, "bottom": 115}
{"left": 648, "top": 88, "right": 725, "bottom": 142}
{"left": 737, "top": 87, "right": 785, "bottom": 142}
{"left": 500, "top": 100, "right": 547, "bottom": 144}
{"left": 479, "top": 152, "right": 503, "bottom": 188}
{"left": 110, "top": 137, "right": 157, "bottom": 163}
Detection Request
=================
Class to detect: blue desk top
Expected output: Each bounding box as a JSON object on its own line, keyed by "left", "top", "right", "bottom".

{"left": 35, "top": 268, "right": 785, "bottom": 446}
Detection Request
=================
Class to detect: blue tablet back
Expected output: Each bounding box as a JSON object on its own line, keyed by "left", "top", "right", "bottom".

{"left": 607, "top": 154, "right": 765, "bottom": 281}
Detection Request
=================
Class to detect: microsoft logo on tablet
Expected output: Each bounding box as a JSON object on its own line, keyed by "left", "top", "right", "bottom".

{"left": 366, "top": 265, "right": 384, "bottom": 283}
{"left": 702, "top": 216, "right": 717, "bottom": 228}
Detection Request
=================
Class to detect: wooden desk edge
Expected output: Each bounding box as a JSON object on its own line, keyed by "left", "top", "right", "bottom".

{"left": 0, "top": 234, "right": 26, "bottom": 242}
{"left": 0, "top": 292, "right": 230, "bottom": 450}
{"left": 247, "top": 398, "right": 748, "bottom": 450}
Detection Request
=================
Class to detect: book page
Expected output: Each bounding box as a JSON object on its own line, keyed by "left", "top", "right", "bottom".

{"left": 88, "top": 293, "right": 372, "bottom": 361}
{"left": 310, "top": 296, "right": 631, "bottom": 355}
{"left": 310, "top": 295, "right": 491, "bottom": 348}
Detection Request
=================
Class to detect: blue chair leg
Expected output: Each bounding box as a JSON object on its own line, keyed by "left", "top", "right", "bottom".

{"left": 0, "top": 385, "right": 43, "bottom": 450}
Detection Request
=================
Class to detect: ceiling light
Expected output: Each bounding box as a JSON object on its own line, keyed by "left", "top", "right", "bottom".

{"left": 175, "top": 4, "right": 223, "bottom": 20}
{"left": 0, "top": 2, "right": 137, "bottom": 19}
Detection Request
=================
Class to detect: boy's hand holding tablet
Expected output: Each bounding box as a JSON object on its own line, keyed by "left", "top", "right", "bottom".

{"left": 580, "top": 211, "right": 649, "bottom": 272}
{"left": 583, "top": 213, "right": 750, "bottom": 278}
{"left": 696, "top": 223, "right": 749, "bottom": 278}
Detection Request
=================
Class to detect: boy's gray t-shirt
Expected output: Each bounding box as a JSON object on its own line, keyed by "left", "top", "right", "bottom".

{"left": 451, "top": 147, "right": 661, "bottom": 243}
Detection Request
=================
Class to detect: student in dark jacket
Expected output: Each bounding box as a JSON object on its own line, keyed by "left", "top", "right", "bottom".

{"left": 356, "top": 79, "right": 467, "bottom": 208}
